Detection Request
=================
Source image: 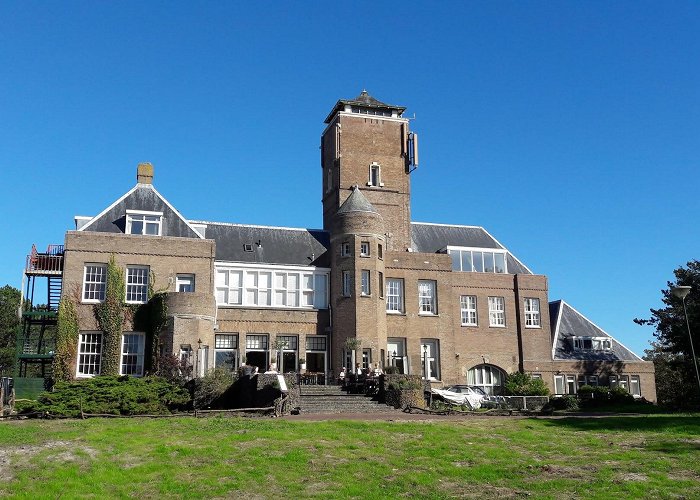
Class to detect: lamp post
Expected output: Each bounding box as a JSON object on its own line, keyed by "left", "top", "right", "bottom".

{"left": 672, "top": 285, "right": 700, "bottom": 396}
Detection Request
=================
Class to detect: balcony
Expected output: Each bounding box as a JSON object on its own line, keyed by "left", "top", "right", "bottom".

{"left": 25, "top": 244, "right": 64, "bottom": 275}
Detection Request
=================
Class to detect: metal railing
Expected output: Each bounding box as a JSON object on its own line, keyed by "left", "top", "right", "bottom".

{"left": 25, "top": 244, "right": 64, "bottom": 273}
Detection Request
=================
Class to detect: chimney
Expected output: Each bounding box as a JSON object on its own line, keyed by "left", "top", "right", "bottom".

{"left": 137, "top": 162, "right": 154, "bottom": 184}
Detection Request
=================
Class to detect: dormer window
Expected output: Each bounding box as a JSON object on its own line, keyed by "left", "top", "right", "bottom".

{"left": 367, "top": 162, "right": 383, "bottom": 187}
{"left": 126, "top": 210, "right": 162, "bottom": 236}
{"left": 572, "top": 337, "right": 612, "bottom": 351}
{"left": 447, "top": 247, "right": 507, "bottom": 274}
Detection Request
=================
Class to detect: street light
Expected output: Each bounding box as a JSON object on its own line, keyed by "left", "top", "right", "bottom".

{"left": 671, "top": 285, "right": 700, "bottom": 396}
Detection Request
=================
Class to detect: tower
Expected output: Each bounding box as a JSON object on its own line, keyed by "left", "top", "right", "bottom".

{"left": 321, "top": 91, "right": 417, "bottom": 252}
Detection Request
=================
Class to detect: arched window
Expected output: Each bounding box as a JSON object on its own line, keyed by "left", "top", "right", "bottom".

{"left": 467, "top": 365, "right": 506, "bottom": 395}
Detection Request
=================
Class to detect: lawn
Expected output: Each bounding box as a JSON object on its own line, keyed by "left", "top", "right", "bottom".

{"left": 1, "top": 414, "right": 699, "bottom": 499}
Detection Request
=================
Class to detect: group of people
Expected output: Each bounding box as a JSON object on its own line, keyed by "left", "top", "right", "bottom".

{"left": 338, "top": 363, "right": 384, "bottom": 383}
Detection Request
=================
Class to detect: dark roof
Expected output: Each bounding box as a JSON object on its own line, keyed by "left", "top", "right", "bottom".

{"left": 550, "top": 300, "right": 642, "bottom": 361}
{"left": 410, "top": 223, "right": 532, "bottom": 275}
{"left": 324, "top": 90, "right": 406, "bottom": 123}
{"left": 199, "top": 222, "right": 329, "bottom": 267}
{"left": 336, "top": 187, "right": 380, "bottom": 215}
{"left": 79, "top": 184, "right": 201, "bottom": 239}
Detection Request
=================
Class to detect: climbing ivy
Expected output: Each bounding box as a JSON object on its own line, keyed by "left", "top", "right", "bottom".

{"left": 132, "top": 272, "right": 168, "bottom": 374}
{"left": 95, "top": 256, "right": 126, "bottom": 376}
{"left": 53, "top": 295, "right": 79, "bottom": 382}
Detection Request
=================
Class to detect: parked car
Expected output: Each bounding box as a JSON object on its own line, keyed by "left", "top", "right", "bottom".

{"left": 430, "top": 385, "right": 485, "bottom": 409}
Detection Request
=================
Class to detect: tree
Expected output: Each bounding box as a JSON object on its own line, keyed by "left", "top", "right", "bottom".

{"left": 504, "top": 371, "right": 550, "bottom": 396}
{"left": 635, "top": 260, "right": 700, "bottom": 408}
{"left": 0, "top": 285, "right": 22, "bottom": 375}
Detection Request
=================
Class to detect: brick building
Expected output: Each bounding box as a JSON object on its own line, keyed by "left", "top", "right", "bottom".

{"left": 18, "top": 91, "right": 656, "bottom": 401}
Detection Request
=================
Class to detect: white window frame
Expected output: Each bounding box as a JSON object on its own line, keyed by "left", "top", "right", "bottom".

{"left": 76, "top": 331, "right": 103, "bottom": 378}
{"left": 341, "top": 242, "right": 350, "bottom": 257}
{"left": 360, "top": 241, "right": 370, "bottom": 257}
{"left": 120, "top": 332, "right": 145, "bottom": 377}
{"left": 367, "top": 162, "right": 384, "bottom": 187}
{"left": 524, "top": 298, "right": 541, "bottom": 328}
{"left": 361, "top": 270, "right": 371, "bottom": 296}
{"left": 447, "top": 246, "right": 508, "bottom": 274}
{"left": 573, "top": 336, "right": 613, "bottom": 351}
{"left": 630, "top": 375, "right": 641, "bottom": 397}
{"left": 82, "top": 264, "right": 107, "bottom": 303}
{"left": 386, "top": 278, "right": 404, "bottom": 313}
{"left": 460, "top": 295, "right": 478, "bottom": 326}
{"left": 488, "top": 296, "right": 506, "bottom": 327}
{"left": 126, "top": 210, "right": 163, "bottom": 236}
{"left": 420, "top": 339, "right": 440, "bottom": 381}
{"left": 342, "top": 271, "right": 352, "bottom": 297}
{"left": 554, "top": 374, "right": 565, "bottom": 395}
{"left": 215, "top": 264, "right": 329, "bottom": 310}
{"left": 176, "top": 274, "right": 195, "bottom": 293}
{"left": 468, "top": 365, "right": 505, "bottom": 396}
{"left": 418, "top": 280, "right": 437, "bottom": 315}
{"left": 125, "top": 266, "right": 149, "bottom": 304}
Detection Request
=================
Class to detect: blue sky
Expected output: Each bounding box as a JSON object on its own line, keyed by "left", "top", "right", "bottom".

{"left": 1, "top": 2, "right": 698, "bottom": 356}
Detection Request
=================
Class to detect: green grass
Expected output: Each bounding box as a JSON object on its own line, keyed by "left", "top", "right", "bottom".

{"left": 1, "top": 415, "right": 699, "bottom": 499}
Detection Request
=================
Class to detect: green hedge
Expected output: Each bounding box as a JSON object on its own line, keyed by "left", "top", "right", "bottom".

{"left": 22, "top": 376, "right": 190, "bottom": 417}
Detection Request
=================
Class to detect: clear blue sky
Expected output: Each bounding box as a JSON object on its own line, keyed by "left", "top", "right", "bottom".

{"left": 1, "top": 2, "right": 698, "bottom": 356}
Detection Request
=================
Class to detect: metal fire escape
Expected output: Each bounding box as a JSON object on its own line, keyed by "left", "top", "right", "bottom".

{"left": 16, "top": 244, "right": 64, "bottom": 381}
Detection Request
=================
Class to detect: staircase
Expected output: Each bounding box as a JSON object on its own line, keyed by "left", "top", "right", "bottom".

{"left": 48, "top": 277, "right": 62, "bottom": 311}
{"left": 298, "top": 385, "right": 399, "bottom": 415}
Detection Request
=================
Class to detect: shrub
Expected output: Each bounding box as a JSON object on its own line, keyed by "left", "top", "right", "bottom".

{"left": 388, "top": 379, "right": 422, "bottom": 391}
{"left": 545, "top": 395, "right": 579, "bottom": 411}
{"left": 609, "top": 386, "right": 635, "bottom": 404}
{"left": 504, "top": 372, "right": 550, "bottom": 396}
{"left": 193, "top": 368, "right": 237, "bottom": 409}
{"left": 26, "top": 376, "right": 190, "bottom": 417}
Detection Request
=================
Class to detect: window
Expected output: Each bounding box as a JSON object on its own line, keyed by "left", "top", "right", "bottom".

{"left": 77, "top": 332, "right": 102, "bottom": 377}
{"left": 468, "top": 365, "right": 505, "bottom": 395}
{"left": 378, "top": 272, "right": 384, "bottom": 298}
{"left": 341, "top": 242, "right": 350, "bottom": 257}
{"left": 524, "top": 298, "right": 541, "bottom": 327}
{"left": 386, "top": 278, "right": 404, "bottom": 313}
{"left": 609, "top": 375, "right": 619, "bottom": 388}
{"left": 367, "top": 162, "right": 383, "bottom": 187}
{"left": 460, "top": 295, "right": 478, "bottom": 326}
{"left": 573, "top": 337, "right": 612, "bottom": 351}
{"left": 630, "top": 375, "right": 641, "bottom": 397}
{"left": 120, "top": 332, "right": 145, "bottom": 376}
{"left": 215, "top": 334, "right": 238, "bottom": 370}
{"left": 126, "top": 210, "right": 162, "bottom": 236}
{"left": 216, "top": 267, "right": 328, "bottom": 309}
{"left": 554, "top": 374, "right": 565, "bottom": 395}
{"left": 126, "top": 266, "right": 149, "bottom": 304}
{"left": 305, "top": 336, "right": 327, "bottom": 373}
{"left": 276, "top": 335, "right": 298, "bottom": 373}
{"left": 566, "top": 375, "right": 577, "bottom": 394}
{"left": 447, "top": 248, "right": 507, "bottom": 274}
{"left": 387, "top": 338, "right": 407, "bottom": 374}
{"left": 420, "top": 339, "right": 440, "bottom": 380}
{"left": 418, "top": 280, "right": 437, "bottom": 315}
{"left": 245, "top": 334, "right": 269, "bottom": 372}
{"left": 342, "top": 271, "right": 352, "bottom": 297}
{"left": 488, "top": 296, "right": 505, "bottom": 327}
{"left": 326, "top": 167, "right": 332, "bottom": 193}
{"left": 361, "top": 270, "right": 370, "bottom": 296}
{"left": 83, "top": 264, "right": 106, "bottom": 302}
{"left": 176, "top": 274, "right": 195, "bottom": 292}
{"left": 360, "top": 241, "right": 370, "bottom": 257}
{"left": 378, "top": 244, "right": 383, "bottom": 259}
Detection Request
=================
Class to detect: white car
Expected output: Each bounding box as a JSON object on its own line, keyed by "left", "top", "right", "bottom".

{"left": 430, "top": 385, "right": 485, "bottom": 410}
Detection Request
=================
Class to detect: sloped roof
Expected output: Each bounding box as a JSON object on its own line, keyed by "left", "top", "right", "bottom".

{"left": 336, "top": 186, "right": 380, "bottom": 215}
{"left": 549, "top": 300, "right": 643, "bottom": 361}
{"left": 196, "top": 221, "right": 329, "bottom": 267}
{"left": 78, "top": 184, "right": 203, "bottom": 239}
{"left": 410, "top": 222, "right": 532, "bottom": 275}
{"left": 324, "top": 90, "right": 406, "bottom": 123}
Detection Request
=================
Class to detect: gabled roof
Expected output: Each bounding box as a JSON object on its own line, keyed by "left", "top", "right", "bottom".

{"left": 78, "top": 183, "right": 203, "bottom": 239}
{"left": 336, "top": 186, "right": 380, "bottom": 215}
{"left": 549, "top": 300, "right": 643, "bottom": 362}
{"left": 194, "top": 221, "right": 329, "bottom": 267}
{"left": 324, "top": 90, "right": 406, "bottom": 123}
{"left": 410, "top": 222, "right": 532, "bottom": 275}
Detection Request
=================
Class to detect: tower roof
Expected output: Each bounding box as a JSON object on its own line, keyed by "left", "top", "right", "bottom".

{"left": 324, "top": 90, "right": 406, "bottom": 123}
{"left": 336, "top": 185, "right": 380, "bottom": 216}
